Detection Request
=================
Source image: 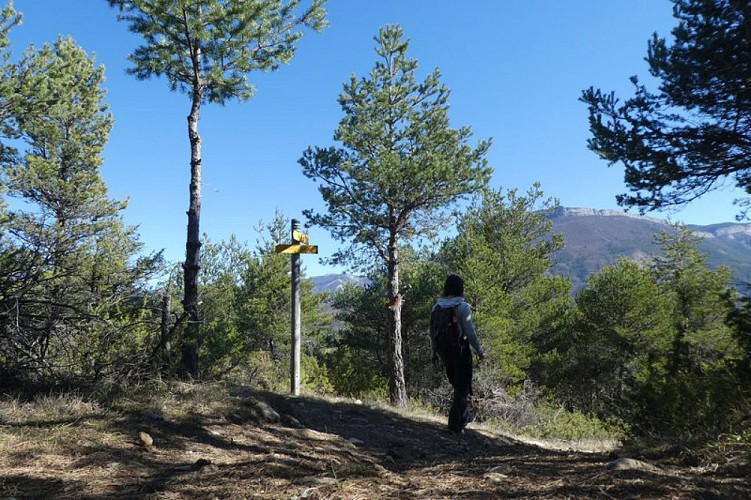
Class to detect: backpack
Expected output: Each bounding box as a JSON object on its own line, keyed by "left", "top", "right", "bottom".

{"left": 430, "top": 306, "right": 465, "bottom": 360}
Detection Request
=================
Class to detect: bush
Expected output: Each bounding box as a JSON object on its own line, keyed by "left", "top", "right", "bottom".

{"left": 519, "top": 404, "right": 624, "bottom": 441}
{"left": 244, "top": 351, "right": 289, "bottom": 392}
{"left": 471, "top": 368, "right": 623, "bottom": 441}
{"left": 467, "top": 364, "right": 542, "bottom": 427}
{"left": 301, "top": 354, "right": 335, "bottom": 395}
{"left": 322, "top": 347, "right": 388, "bottom": 398}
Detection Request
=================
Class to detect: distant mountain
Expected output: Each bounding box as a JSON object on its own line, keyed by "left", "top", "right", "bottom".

{"left": 310, "top": 274, "right": 369, "bottom": 294}
{"left": 550, "top": 207, "right": 751, "bottom": 293}
{"left": 308, "top": 208, "right": 751, "bottom": 296}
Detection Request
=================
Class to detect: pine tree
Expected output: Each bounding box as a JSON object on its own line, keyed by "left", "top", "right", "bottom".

{"left": 108, "top": 0, "right": 328, "bottom": 378}
{"left": 560, "top": 259, "right": 672, "bottom": 417}
{"left": 0, "top": 36, "right": 162, "bottom": 376}
{"left": 300, "top": 25, "right": 491, "bottom": 406}
{"left": 581, "top": 0, "right": 751, "bottom": 218}
{"left": 0, "top": 2, "right": 21, "bottom": 172}
{"left": 556, "top": 226, "right": 744, "bottom": 436}
{"left": 650, "top": 226, "right": 738, "bottom": 376}
{"left": 638, "top": 227, "right": 741, "bottom": 436}
{"left": 440, "top": 185, "right": 570, "bottom": 384}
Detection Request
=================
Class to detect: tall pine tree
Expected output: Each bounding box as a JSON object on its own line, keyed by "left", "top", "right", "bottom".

{"left": 581, "top": 0, "right": 751, "bottom": 218}
{"left": 108, "top": 0, "right": 328, "bottom": 378}
{"left": 300, "top": 25, "right": 491, "bottom": 407}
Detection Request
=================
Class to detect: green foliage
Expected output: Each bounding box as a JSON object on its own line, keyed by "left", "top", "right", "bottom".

{"left": 650, "top": 227, "right": 739, "bottom": 377}
{"left": 634, "top": 365, "right": 745, "bottom": 438}
{"left": 440, "top": 185, "right": 571, "bottom": 384}
{"left": 322, "top": 345, "right": 388, "bottom": 398}
{"left": 238, "top": 213, "right": 329, "bottom": 357}
{"left": 197, "top": 235, "right": 253, "bottom": 376}
{"left": 8, "top": 37, "right": 119, "bottom": 242}
{"left": 193, "top": 211, "right": 329, "bottom": 381}
{"left": 245, "top": 351, "right": 288, "bottom": 392}
{"left": 548, "top": 225, "right": 746, "bottom": 440}
{"left": 469, "top": 369, "right": 624, "bottom": 441}
{"left": 236, "top": 217, "right": 299, "bottom": 357}
{"left": 0, "top": 1, "right": 18, "bottom": 50}
{"left": 581, "top": 0, "right": 751, "bottom": 217}
{"left": 327, "top": 278, "right": 389, "bottom": 382}
{"left": 323, "top": 247, "right": 444, "bottom": 398}
{"left": 301, "top": 353, "right": 334, "bottom": 395}
{"left": 0, "top": 1, "right": 20, "bottom": 145}
{"left": 0, "top": 34, "right": 164, "bottom": 380}
{"left": 108, "top": 0, "right": 328, "bottom": 105}
{"left": 552, "top": 259, "right": 673, "bottom": 417}
{"left": 728, "top": 294, "right": 751, "bottom": 382}
{"left": 396, "top": 248, "right": 444, "bottom": 389}
{"left": 517, "top": 404, "right": 623, "bottom": 441}
{"left": 636, "top": 227, "right": 742, "bottom": 436}
{"left": 300, "top": 24, "right": 492, "bottom": 270}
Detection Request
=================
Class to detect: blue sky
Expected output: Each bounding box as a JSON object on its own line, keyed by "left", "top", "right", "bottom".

{"left": 8, "top": 1, "right": 747, "bottom": 277}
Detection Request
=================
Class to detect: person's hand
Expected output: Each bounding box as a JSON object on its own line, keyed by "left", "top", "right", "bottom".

{"left": 476, "top": 350, "right": 485, "bottom": 367}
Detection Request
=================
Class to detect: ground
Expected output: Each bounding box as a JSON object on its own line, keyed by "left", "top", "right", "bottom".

{"left": 0, "top": 382, "right": 748, "bottom": 499}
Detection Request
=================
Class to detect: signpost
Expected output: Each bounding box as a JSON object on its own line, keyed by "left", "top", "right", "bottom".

{"left": 274, "top": 244, "right": 318, "bottom": 254}
{"left": 275, "top": 219, "right": 318, "bottom": 396}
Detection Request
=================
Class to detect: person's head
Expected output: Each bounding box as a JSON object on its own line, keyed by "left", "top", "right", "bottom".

{"left": 443, "top": 274, "right": 464, "bottom": 297}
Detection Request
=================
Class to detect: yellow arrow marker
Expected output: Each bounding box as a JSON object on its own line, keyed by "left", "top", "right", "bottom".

{"left": 292, "top": 230, "right": 309, "bottom": 244}
{"left": 274, "top": 244, "right": 319, "bottom": 254}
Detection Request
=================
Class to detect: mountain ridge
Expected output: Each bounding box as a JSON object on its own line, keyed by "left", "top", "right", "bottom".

{"left": 310, "top": 274, "right": 368, "bottom": 294}
{"left": 551, "top": 207, "right": 750, "bottom": 292}
{"left": 310, "top": 208, "right": 751, "bottom": 295}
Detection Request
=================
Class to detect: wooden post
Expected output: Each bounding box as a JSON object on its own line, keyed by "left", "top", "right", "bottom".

{"left": 275, "top": 220, "right": 316, "bottom": 395}
{"left": 290, "top": 219, "right": 302, "bottom": 395}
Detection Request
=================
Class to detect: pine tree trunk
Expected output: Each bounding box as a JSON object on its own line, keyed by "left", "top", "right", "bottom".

{"left": 159, "top": 292, "right": 172, "bottom": 378}
{"left": 181, "top": 87, "right": 202, "bottom": 380}
{"left": 386, "top": 233, "right": 408, "bottom": 407}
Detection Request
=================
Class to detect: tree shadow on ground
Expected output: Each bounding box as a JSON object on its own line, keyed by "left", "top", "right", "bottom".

{"left": 259, "top": 389, "right": 532, "bottom": 467}
{"left": 257, "top": 389, "right": 751, "bottom": 499}
{"left": 1, "top": 383, "right": 749, "bottom": 499}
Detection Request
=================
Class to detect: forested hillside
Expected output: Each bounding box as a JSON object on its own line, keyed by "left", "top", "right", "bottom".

{"left": 549, "top": 207, "right": 751, "bottom": 292}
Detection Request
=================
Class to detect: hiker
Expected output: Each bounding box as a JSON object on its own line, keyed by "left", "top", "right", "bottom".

{"left": 430, "top": 274, "right": 485, "bottom": 434}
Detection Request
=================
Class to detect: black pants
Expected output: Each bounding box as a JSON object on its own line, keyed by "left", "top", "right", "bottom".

{"left": 443, "top": 344, "right": 473, "bottom": 433}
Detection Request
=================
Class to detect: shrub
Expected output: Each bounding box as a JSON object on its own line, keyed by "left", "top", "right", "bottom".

{"left": 301, "top": 354, "right": 335, "bottom": 395}
{"left": 322, "top": 347, "right": 388, "bottom": 398}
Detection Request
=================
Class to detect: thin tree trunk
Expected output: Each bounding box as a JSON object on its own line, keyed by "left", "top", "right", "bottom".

{"left": 181, "top": 86, "right": 202, "bottom": 380}
{"left": 386, "top": 232, "right": 407, "bottom": 407}
{"left": 160, "top": 292, "right": 172, "bottom": 378}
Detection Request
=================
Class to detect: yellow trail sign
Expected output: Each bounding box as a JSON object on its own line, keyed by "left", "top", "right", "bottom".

{"left": 275, "top": 244, "right": 318, "bottom": 254}
{"left": 292, "top": 230, "right": 309, "bottom": 244}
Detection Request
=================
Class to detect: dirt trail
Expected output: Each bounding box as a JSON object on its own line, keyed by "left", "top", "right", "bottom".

{"left": 1, "top": 386, "right": 749, "bottom": 499}
{"left": 263, "top": 391, "right": 749, "bottom": 499}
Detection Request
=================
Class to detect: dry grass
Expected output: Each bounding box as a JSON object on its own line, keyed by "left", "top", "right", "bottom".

{"left": 0, "top": 381, "right": 748, "bottom": 499}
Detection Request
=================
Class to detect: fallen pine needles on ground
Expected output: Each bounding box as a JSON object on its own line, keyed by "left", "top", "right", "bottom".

{"left": 0, "top": 381, "right": 748, "bottom": 499}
